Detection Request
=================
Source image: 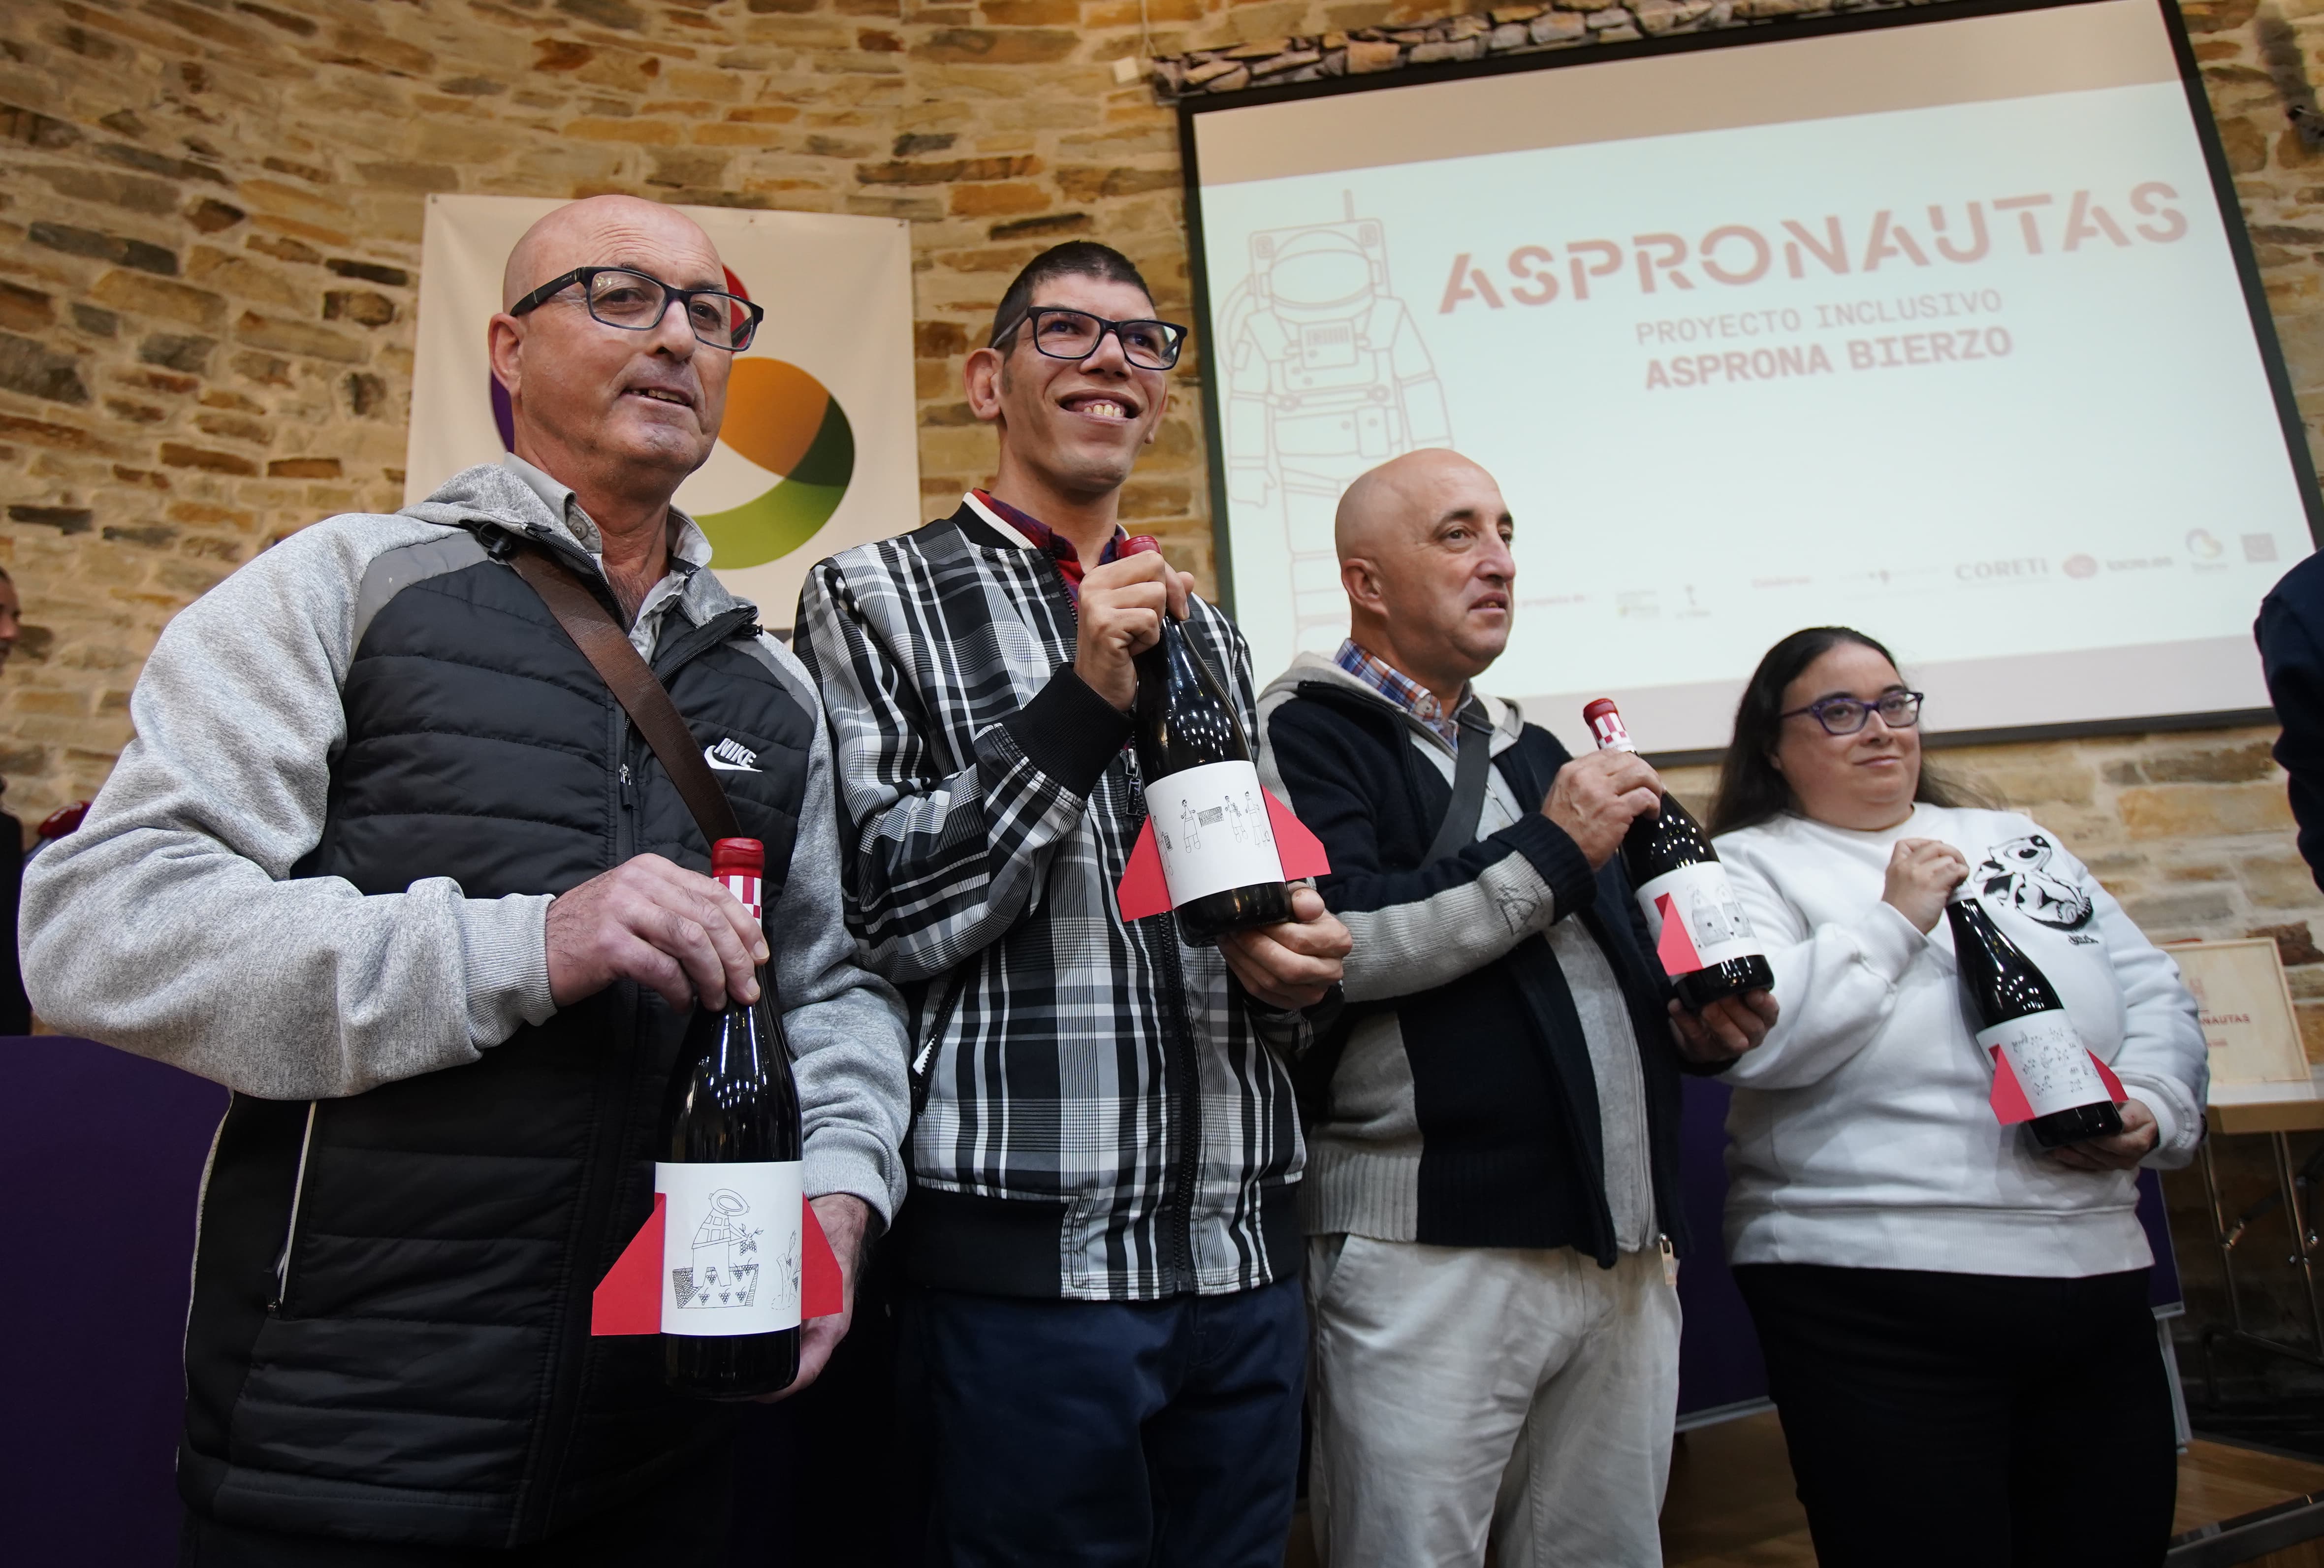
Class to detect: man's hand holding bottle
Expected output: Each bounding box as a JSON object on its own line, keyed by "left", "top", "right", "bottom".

{"left": 1076, "top": 550, "right": 1194, "bottom": 712}
{"left": 1541, "top": 749, "right": 1777, "bottom": 1066}
{"left": 1541, "top": 751, "right": 1664, "bottom": 871}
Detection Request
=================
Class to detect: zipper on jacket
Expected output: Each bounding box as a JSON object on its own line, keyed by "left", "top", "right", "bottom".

{"left": 529, "top": 615, "right": 729, "bottom": 1535}
{"left": 1158, "top": 929, "right": 1202, "bottom": 1292}
{"left": 267, "top": 1101, "right": 319, "bottom": 1313}
{"left": 1037, "top": 551, "right": 1206, "bottom": 1293}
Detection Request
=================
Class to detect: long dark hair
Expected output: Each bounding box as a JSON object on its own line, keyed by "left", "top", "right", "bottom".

{"left": 1707, "top": 625, "right": 1973, "bottom": 836}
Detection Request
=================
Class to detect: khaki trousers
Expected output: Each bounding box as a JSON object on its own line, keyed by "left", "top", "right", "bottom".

{"left": 1306, "top": 1236, "right": 1681, "bottom": 1568}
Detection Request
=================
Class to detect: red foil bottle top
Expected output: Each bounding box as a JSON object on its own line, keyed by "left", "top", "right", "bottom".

{"left": 37, "top": 801, "right": 90, "bottom": 840}
{"left": 1120, "top": 535, "right": 1161, "bottom": 558}
{"left": 711, "top": 837, "right": 764, "bottom": 876}
{"left": 1582, "top": 699, "right": 1636, "bottom": 753}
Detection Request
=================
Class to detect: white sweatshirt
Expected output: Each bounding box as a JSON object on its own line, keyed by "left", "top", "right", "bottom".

{"left": 1712, "top": 803, "right": 2207, "bottom": 1277}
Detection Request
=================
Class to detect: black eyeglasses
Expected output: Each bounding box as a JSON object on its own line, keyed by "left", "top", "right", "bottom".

{"left": 992, "top": 307, "right": 1188, "bottom": 370}
{"left": 509, "top": 266, "right": 764, "bottom": 352}
{"left": 1781, "top": 690, "right": 1925, "bottom": 736}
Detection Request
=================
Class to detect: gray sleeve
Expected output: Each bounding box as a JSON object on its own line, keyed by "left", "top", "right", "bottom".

{"left": 20, "top": 517, "right": 558, "bottom": 1100}
{"left": 749, "top": 635, "right": 912, "bottom": 1225}
{"left": 1337, "top": 850, "right": 1559, "bottom": 1003}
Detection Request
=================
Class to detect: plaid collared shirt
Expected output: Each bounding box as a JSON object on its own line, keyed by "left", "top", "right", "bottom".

{"left": 795, "top": 496, "right": 1309, "bottom": 1301}
{"left": 1334, "top": 639, "right": 1465, "bottom": 752}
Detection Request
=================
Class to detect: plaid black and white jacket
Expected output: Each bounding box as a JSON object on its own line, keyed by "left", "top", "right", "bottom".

{"left": 794, "top": 496, "right": 1309, "bottom": 1302}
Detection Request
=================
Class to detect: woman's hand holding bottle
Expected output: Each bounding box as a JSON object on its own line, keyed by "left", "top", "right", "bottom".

{"left": 1882, "top": 838, "right": 1970, "bottom": 932}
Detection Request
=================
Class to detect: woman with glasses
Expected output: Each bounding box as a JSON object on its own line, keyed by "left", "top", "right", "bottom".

{"left": 1703, "top": 626, "right": 2203, "bottom": 1568}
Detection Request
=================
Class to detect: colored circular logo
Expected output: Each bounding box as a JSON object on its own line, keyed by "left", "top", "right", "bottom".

{"left": 694, "top": 354, "right": 855, "bottom": 569}
{"left": 487, "top": 265, "right": 854, "bottom": 571}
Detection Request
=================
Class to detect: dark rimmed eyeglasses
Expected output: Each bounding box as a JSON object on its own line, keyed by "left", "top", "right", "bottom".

{"left": 991, "top": 306, "right": 1188, "bottom": 370}
{"left": 509, "top": 266, "right": 764, "bottom": 352}
{"left": 1781, "top": 690, "right": 1925, "bottom": 736}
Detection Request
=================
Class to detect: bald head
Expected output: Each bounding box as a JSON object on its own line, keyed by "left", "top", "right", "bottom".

{"left": 501, "top": 194, "right": 721, "bottom": 309}
{"left": 1334, "top": 448, "right": 1496, "bottom": 566}
{"left": 486, "top": 194, "right": 735, "bottom": 537}
{"left": 1333, "top": 448, "right": 1516, "bottom": 704}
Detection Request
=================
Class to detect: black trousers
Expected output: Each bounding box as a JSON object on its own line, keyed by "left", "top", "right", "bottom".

{"left": 178, "top": 1446, "right": 733, "bottom": 1567}
{"left": 1734, "top": 1263, "right": 2177, "bottom": 1568}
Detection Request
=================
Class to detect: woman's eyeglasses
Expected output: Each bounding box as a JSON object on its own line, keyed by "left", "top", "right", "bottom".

{"left": 1780, "top": 691, "right": 1925, "bottom": 736}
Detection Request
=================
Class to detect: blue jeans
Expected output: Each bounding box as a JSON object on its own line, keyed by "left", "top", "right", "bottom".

{"left": 903, "top": 1276, "right": 1305, "bottom": 1568}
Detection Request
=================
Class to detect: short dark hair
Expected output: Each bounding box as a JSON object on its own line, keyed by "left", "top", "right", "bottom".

{"left": 988, "top": 242, "right": 1154, "bottom": 350}
{"left": 1707, "top": 625, "right": 1975, "bottom": 835}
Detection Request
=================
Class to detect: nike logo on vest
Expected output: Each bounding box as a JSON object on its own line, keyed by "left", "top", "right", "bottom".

{"left": 704, "top": 737, "right": 761, "bottom": 772}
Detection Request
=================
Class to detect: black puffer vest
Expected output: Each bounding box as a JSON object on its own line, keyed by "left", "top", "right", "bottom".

{"left": 176, "top": 521, "right": 815, "bottom": 1547}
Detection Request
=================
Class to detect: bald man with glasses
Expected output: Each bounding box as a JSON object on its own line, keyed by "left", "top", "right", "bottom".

{"left": 27, "top": 195, "right": 908, "bottom": 1564}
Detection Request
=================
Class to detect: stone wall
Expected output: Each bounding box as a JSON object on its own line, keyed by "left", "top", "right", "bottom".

{"left": 3, "top": 0, "right": 2324, "bottom": 975}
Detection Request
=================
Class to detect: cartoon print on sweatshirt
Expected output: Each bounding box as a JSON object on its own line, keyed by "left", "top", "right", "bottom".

{"left": 1974, "top": 834, "right": 2094, "bottom": 930}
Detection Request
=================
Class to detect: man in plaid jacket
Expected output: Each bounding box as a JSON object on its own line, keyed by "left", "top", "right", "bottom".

{"left": 794, "top": 242, "right": 1350, "bottom": 1566}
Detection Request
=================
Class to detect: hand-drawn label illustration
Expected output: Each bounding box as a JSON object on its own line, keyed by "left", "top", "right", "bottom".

{"left": 1147, "top": 761, "right": 1284, "bottom": 906}
{"left": 1978, "top": 1012, "right": 2111, "bottom": 1118}
{"left": 655, "top": 1159, "right": 803, "bottom": 1336}
{"left": 1633, "top": 863, "right": 1764, "bottom": 975}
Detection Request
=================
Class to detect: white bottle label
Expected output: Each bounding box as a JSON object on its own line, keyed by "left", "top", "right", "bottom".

{"left": 1977, "top": 1011, "right": 2110, "bottom": 1118}
{"left": 655, "top": 1160, "right": 802, "bottom": 1336}
{"left": 1145, "top": 760, "right": 1284, "bottom": 907}
{"left": 1633, "top": 862, "right": 1764, "bottom": 975}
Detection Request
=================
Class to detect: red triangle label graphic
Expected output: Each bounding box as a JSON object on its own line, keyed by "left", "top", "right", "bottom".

{"left": 1264, "top": 789, "right": 1331, "bottom": 880}
{"left": 1115, "top": 817, "right": 1173, "bottom": 922}
{"left": 595, "top": 1192, "right": 845, "bottom": 1335}
{"left": 593, "top": 1192, "right": 665, "bottom": 1336}
{"left": 1114, "top": 790, "right": 1331, "bottom": 922}
{"left": 1988, "top": 1045, "right": 2037, "bottom": 1125}
{"left": 2089, "top": 1051, "right": 2126, "bottom": 1105}
{"left": 803, "top": 1199, "right": 843, "bottom": 1321}
{"left": 1655, "top": 892, "right": 1704, "bottom": 976}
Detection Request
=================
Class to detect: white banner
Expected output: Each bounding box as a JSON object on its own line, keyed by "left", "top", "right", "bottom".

{"left": 405, "top": 194, "right": 920, "bottom": 631}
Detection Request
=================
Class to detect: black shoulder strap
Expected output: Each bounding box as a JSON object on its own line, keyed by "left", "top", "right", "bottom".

{"left": 1422, "top": 699, "right": 1495, "bottom": 864}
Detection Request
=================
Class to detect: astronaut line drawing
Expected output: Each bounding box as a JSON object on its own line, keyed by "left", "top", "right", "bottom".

{"left": 1216, "top": 193, "right": 1454, "bottom": 656}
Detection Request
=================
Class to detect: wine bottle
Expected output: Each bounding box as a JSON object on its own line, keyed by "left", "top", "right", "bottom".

{"left": 1946, "top": 889, "right": 2123, "bottom": 1149}
{"left": 659, "top": 836, "right": 803, "bottom": 1399}
{"left": 1583, "top": 699, "right": 1775, "bottom": 1009}
{"left": 1124, "top": 540, "right": 1292, "bottom": 947}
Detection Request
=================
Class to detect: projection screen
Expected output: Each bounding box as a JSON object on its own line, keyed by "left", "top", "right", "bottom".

{"left": 1181, "top": 0, "right": 2322, "bottom": 757}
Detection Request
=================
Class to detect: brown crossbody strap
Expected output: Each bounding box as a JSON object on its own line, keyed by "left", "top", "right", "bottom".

{"left": 506, "top": 543, "right": 743, "bottom": 847}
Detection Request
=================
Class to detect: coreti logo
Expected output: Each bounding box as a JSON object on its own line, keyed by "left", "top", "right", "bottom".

{"left": 489, "top": 266, "right": 856, "bottom": 570}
